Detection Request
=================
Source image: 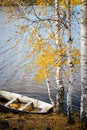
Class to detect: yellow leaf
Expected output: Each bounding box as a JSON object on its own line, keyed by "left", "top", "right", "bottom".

{"left": 70, "top": 0, "right": 82, "bottom": 5}
{"left": 60, "top": 0, "right": 82, "bottom": 7}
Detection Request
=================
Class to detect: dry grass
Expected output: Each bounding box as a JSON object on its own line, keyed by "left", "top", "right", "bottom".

{"left": 0, "top": 112, "right": 84, "bottom": 130}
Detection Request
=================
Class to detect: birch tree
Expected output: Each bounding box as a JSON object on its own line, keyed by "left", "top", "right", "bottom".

{"left": 21, "top": 1, "right": 56, "bottom": 107}
{"left": 80, "top": 0, "right": 87, "bottom": 126}
{"left": 66, "top": 0, "right": 75, "bottom": 124}
{"left": 34, "top": 47, "right": 56, "bottom": 107}
{"left": 18, "top": 0, "right": 66, "bottom": 109}
{"left": 61, "top": 0, "right": 82, "bottom": 123}
{"left": 55, "top": 0, "right": 64, "bottom": 114}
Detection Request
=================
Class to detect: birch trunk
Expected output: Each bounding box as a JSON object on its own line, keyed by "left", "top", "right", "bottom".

{"left": 80, "top": 2, "right": 87, "bottom": 126}
{"left": 67, "top": 0, "right": 75, "bottom": 124}
{"left": 46, "top": 78, "right": 55, "bottom": 108}
{"left": 55, "top": 0, "right": 64, "bottom": 114}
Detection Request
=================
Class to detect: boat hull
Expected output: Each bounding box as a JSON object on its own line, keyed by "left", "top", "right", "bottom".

{"left": 0, "top": 91, "right": 53, "bottom": 114}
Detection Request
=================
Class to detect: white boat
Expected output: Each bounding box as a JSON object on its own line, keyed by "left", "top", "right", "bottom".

{"left": 0, "top": 90, "right": 53, "bottom": 114}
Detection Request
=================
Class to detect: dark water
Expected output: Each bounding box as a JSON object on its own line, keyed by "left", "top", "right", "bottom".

{"left": 0, "top": 6, "right": 81, "bottom": 112}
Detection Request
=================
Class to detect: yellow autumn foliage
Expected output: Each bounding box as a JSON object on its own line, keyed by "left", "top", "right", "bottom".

{"left": 72, "top": 47, "right": 80, "bottom": 64}
{"left": 34, "top": 68, "right": 49, "bottom": 83}
{"left": 72, "top": 58, "right": 80, "bottom": 64}
{"left": 34, "top": 49, "right": 55, "bottom": 68}
{"left": 70, "top": 0, "right": 82, "bottom": 5}
{"left": 34, "top": 44, "right": 68, "bottom": 83}
{"left": 33, "top": 40, "right": 42, "bottom": 51}
{"left": 17, "top": 25, "right": 29, "bottom": 33}
{"left": 60, "top": 0, "right": 82, "bottom": 7}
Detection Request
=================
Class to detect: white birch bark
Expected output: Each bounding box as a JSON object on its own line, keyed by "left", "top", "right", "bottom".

{"left": 67, "top": 0, "right": 75, "bottom": 123}
{"left": 55, "top": 0, "right": 64, "bottom": 114}
{"left": 46, "top": 78, "right": 55, "bottom": 107}
{"left": 80, "top": 2, "right": 87, "bottom": 125}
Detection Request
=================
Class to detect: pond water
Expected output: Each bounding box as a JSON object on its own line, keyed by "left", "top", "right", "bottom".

{"left": 0, "top": 6, "right": 81, "bottom": 112}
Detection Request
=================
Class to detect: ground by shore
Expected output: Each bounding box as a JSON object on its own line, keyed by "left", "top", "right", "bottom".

{"left": 0, "top": 112, "right": 84, "bottom": 130}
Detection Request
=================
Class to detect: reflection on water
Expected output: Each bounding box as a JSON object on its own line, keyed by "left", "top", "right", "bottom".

{"left": 0, "top": 6, "right": 81, "bottom": 112}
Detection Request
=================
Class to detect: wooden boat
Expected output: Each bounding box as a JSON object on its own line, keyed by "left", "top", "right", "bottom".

{"left": 0, "top": 90, "right": 53, "bottom": 114}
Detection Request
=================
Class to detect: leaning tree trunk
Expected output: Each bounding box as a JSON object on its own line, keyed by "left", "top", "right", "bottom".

{"left": 67, "top": 0, "right": 75, "bottom": 124}
{"left": 80, "top": 2, "right": 87, "bottom": 127}
{"left": 46, "top": 78, "right": 55, "bottom": 107}
{"left": 55, "top": 0, "right": 64, "bottom": 114}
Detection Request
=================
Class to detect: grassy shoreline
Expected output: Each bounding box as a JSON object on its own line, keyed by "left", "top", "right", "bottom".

{"left": 0, "top": 112, "right": 84, "bottom": 130}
